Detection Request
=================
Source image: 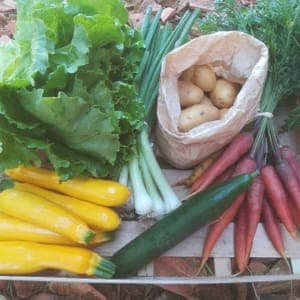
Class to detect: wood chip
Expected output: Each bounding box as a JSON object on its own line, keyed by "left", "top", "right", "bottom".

{"left": 188, "top": 0, "right": 215, "bottom": 12}
{"left": 177, "top": 0, "right": 189, "bottom": 13}
{"left": 129, "top": 12, "right": 145, "bottom": 28}
{"left": 0, "top": 0, "right": 16, "bottom": 12}
{"left": 0, "top": 35, "right": 11, "bottom": 43}
{"left": 161, "top": 7, "right": 176, "bottom": 24}
{"left": 5, "top": 19, "right": 16, "bottom": 35}
{"left": 138, "top": 0, "right": 161, "bottom": 13}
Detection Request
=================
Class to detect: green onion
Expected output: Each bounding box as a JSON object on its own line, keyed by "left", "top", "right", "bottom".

{"left": 139, "top": 155, "right": 165, "bottom": 216}
{"left": 128, "top": 157, "right": 152, "bottom": 215}
{"left": 123, "top": 7, "right": 200, "bottom": 216}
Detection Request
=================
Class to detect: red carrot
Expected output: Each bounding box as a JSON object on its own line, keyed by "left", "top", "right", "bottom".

{"left": 276, "top": 159, "right": 300, "bottom": 212}
{"left": 280, "top": 145, "right": 300, "bottom": 184}
{"left": 234, "top": 202, "right": 248, "bottom": 273}
{"left": 191, "top": 132, "right": 253, "bottom": 193}
{"left": 289, "top": 199, "right": 300, "bottom": 229}
{"left": 261, "top": 165, "right": 297, "bottom": 239}
{"left": 244, "top": 175, "right": 264, "bottom": 266}
{"left": 262, "top": 198, "right": 286, "bottom": 258}
{"left": 199, "top": 156, "right": 256, "bottom": 270}
{"left": 214, "top": 165, "right": 236, "bottom": 185}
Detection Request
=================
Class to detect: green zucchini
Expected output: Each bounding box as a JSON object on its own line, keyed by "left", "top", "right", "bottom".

{"left": 111, "top": 171, "right": 257, "bottom": 277}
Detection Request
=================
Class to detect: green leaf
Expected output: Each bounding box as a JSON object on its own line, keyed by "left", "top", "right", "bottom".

{"left": 0, "top": 0, "right": 144, "bottom": 180}
{"left": 0, "top": 179, "right": 15, "bottom": 191}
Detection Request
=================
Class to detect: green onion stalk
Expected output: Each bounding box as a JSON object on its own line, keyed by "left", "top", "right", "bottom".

{"left": 119, "top": 7, "right": 200, "bottom": 216}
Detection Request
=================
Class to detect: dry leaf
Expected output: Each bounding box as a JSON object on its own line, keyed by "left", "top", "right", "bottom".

{"left": 267, "top": 259, "right": 291, "bottom": 276}
{"left": 254, "top": 259, "right": 299, "bottom": 295}
{"left": 248, "top": 260, "right": 269, "bottom": 275}
{"left": 13, "top": 281, "right": 45, "bottom": 299}
{"left": 193, "top": 284, "right": 236, "bottom": 300}
{"left": 154, "top": 256, "right": 201, "bottom": 298}
{"left": 233, "top": 283, "right": 248, "bottom": 300}
{"left": 30, "top": 293, "right": 58, "bottom": 300}
{"left": 48, "top": 282, "right": 106, "bottom": 300}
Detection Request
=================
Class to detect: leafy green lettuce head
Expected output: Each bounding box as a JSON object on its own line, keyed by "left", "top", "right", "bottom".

{"left": 0, "top": 0, "right": 144, "bottom": 180}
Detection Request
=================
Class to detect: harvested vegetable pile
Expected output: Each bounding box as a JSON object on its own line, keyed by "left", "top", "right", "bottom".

{"left": 0, "top": 0, "right": 144, "bottom": 180}
{"left": 183, "top": 0, "right": 300, "bottom": 273}
{"left": 0, "top": 0, "right": 300, "bottom": 299}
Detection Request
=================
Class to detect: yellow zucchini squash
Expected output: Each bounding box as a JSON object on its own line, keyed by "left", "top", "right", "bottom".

{"left": 0, "top": 212, "right": 113, "bottom": 245}
{"left": 0, "top": 241, "right": 115, "bottom": 278}
{"left": 6, "top": 165, "right": 130, "bottom": 207}
{"left": 14, "top": 182, "right": 121, "bottom": 231}
{"left": 0, "top": 189, "right": 95, "bottom": 244}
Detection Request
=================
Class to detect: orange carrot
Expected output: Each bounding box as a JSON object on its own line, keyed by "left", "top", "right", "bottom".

{"left": 244, "top": 175, "right": 264, "bottom": 266}
{"left": 173, "top": 150, "right": 222, "bottom": 187}
{"left": 191, "top": 132, "right": 253, "bottom": 193}
{"left": 234, "top": 202, "right": 248, "bottom": 273}
{"left": 276, "top": 159, "right": 300, "bottom": 212}
{"left": 280, "top": 145, "right": 300, "bottom": 184}
{"left": 262, "top": 198, "right": 286, "bottom": 258}
{"left": 199, "top": 156, "right": 256, "bottom": 270}
{"left": 261, "top": 165, "right": 297, "bottom": 239}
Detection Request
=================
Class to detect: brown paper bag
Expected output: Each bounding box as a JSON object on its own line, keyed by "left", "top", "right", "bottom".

{"left": 155, "top": 31, "right": 269, "bottom": 169}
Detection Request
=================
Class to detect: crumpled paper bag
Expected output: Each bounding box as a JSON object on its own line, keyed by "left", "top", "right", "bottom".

{"left": 155, "top": 31, "right": 269, "bottom": 169}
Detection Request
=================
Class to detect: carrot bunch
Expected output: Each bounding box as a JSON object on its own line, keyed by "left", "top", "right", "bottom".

{"left": 183, "top": 130, "right": 300, "bottom": 274}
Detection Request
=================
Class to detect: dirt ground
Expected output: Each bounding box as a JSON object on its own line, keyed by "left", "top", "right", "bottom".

{"left": 0, "top": 0, "right": 299, "bottom": 299}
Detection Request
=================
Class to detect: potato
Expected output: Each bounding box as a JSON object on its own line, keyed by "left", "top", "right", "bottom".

{"left": 210, "top": 78, "right": 239, "bottom": 109}
{"left": 178, "top": 103, "right": 220, "bottom": 132}
{"left": 219, "top": 108, "right": 229, "bottom": 119}
{"left": 194, "top": 65, "right": 217, "bottom": 92}
{"left": 179, "top": 66, "right": 194, "bottom": 82}
{"left": 178, "top": 80, "right": 204, "bottom": 108}
{"left": 201, "top": 96, "right": 214, "bottom": 106}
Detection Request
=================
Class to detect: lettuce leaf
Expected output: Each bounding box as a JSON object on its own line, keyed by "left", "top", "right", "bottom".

{"left": 0, "top": 0, "right": 144, "bottom": 179}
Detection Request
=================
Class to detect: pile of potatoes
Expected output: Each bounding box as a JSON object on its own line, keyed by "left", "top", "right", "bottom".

{"left": 177, "top": 65, "right": 241, "bottom": 132}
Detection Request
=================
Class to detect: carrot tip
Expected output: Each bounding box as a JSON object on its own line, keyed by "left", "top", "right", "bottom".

{"left": 232, "top": 270, "right": 244, "bottom": 277}
{"left": 281, "top": 251, "right": 287, "bottom": 258}
{"left": 199, "top": 259, "right": 207, "bottom": 272}
{"left": 290, "top": 231, "right": 297, "bottom": 240}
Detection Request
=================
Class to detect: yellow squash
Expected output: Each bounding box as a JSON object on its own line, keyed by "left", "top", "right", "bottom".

{"left": 0, "top": 212, "right": 113, "bottom": 245}
{"left": 14, "top": 182, "right": 121, "bottom": 231}
{"left": 0, "top": 241, "right": 115, "bottom": 278}
{"left": 0, "top": 189, "right": 95, "bottom": 244}
{"left": 6, "top": 165, "right": 130, "bottom": 207}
